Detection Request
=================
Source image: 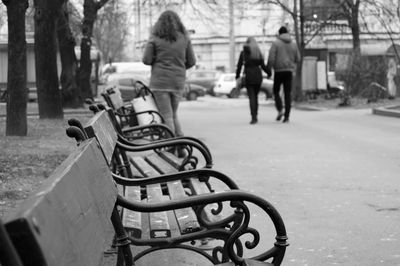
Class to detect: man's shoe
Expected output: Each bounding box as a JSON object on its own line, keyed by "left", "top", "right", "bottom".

{"left": 276, "top": 112, "right": 284, "bottom": 121}
{"left": 282, "top": 117, "right": 289, "bottom": 123}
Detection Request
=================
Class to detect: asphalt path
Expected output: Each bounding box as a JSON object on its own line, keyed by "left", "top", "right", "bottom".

{"left": 171, "top": 95, "right": 400, "bottom": 266}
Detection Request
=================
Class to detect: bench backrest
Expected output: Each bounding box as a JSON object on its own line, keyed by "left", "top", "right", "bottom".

{"left": 104, "top": 86, "right": 125, "bottom": 110}
{"left": 84, "top": 110, "right": 118, "bottom": 166}
{"left": 4, "top": 139, "right": 118, "bottom": 266}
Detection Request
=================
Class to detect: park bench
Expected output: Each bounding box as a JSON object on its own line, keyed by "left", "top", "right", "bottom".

{"left": 86, "top": 103, "right": 213, "bottom": 168}
{"left": 99, "top": 83, "right": 174, "bottom": 142}
{"left": 73, "top": 109, "right": 288, "bottom": 265}
{"left": 0, "top": 110, "right": 288, "bottom": 266}
{"left": 100, "top": 87, "right": 175, "bottom": 142}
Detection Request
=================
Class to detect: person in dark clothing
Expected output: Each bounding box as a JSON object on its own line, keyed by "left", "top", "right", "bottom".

{"left": 267, "top": 26, "right": 300, "bottom": 123}
{"left": 236, "top": 37, "right": 271, "bottom": 124}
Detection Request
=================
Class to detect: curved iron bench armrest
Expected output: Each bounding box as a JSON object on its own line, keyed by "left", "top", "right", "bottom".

{"left": 116, "top": 109, "right": 165, "bottom": 124}
{"left": 121, "top": 123, "right": 174, "bottom": 138}
{"left": 112, "top": 168, "right": 239, "bottom": 190}
{"left": 116, "top": 190, "right": 288, "bottom": 265}
{"left": 118, "top": 132, "right": 211, "bottom": 157}
{"left": 116, "top": 136, "right": 213, "bottom": 167}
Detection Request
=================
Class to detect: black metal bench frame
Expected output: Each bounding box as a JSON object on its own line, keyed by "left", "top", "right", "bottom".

{"left": 72, "top": 110, "right": 288, "bottom": 265}
{"left": 100, "top": 85, "right": 175, "bottom": 142}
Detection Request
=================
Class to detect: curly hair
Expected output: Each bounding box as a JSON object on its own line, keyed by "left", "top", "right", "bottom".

{"left": 152, "top": 10, "right": 188, "bottom": 42}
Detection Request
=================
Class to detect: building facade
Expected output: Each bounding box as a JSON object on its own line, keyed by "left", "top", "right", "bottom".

{"left": 132, "top": 1, "right": 400, "bottom": 75}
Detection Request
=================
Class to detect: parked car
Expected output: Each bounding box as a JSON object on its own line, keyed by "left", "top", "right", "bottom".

{"left": 186, "top": 69, "right": 221, "bottom": 95}
{"left": 99, "top": 61, "right": 151, "bottom": 85}
{"left": 213, "top": 73, "right": 239, "bottom": 98}
{"left": 100, "top": 72, "right": 205, "bottom": 102}
{"left": 213, "top": 73, "right": 274, "bottom": 99}
{"left": 183, "top": 83, "right": 207, "bottom": 101}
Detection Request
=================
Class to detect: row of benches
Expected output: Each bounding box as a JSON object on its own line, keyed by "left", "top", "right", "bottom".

{"left": 0, "top": 88, "right": 288, "bottom": 265}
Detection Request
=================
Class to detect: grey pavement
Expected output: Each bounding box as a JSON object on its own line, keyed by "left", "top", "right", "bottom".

{"left": 172, "top": 96, "right": 399, "bottom": 266}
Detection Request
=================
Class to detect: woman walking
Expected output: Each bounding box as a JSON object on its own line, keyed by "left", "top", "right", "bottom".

{"left": 235, "top": 37, "right": 271, "bottom": 124}
{"left": 142, "top": 10, "right": 196, "bottom": 140}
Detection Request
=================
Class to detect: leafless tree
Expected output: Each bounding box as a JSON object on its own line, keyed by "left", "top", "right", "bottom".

{"left": 93, "top": 0, "right": 130, "bottom": 62}
{"left": 365, "top": 0, "right": 400, "bottom": 61}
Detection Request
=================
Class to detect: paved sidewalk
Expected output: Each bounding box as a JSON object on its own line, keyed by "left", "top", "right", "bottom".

{"left": 179, "top": 97, "right": 400, "bottom": 266}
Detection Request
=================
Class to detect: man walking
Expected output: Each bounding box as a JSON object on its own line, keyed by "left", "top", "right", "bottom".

{"left": 267, "top": 26, "right": 300, "bottom": 123}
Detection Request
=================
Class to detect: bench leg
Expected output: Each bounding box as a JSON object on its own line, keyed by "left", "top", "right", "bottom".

{"left": 111, "top": 207, "right": 134, "bottom": 266}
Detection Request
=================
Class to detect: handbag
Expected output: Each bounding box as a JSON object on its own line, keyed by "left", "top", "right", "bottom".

{"left": 235, "top": 52, "right": 246, "bottom": 90}
{"left": 130, "top": 82, "right": 162, "bottom": 125}
{"left": 236, "top": 74, "right": 246, "bottom": 90}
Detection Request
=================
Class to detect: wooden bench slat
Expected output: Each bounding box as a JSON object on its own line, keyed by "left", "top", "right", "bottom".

{"left": 130, "top": 156, "right": 160, "bottom": 177}
{"left": 5, "top": 139, "right": 118, "bottom": 266}
{"left": 128, "top": 157, "right": 172, "bottom": 238}
{"left": 145, "top": 153, "right": 178, "bottom": 174}
{"left": 122, "top": 186, "right": 142, "bottom": 238}
{"left": 157, "top": 151, "right": 184, "bottom": 169}
{"left": 128, "top": 163, "right": 144, "bottom": 178}
{"left": 140, "top": 203, "right": 151, "bottom": 239}
{"left": 189, "top": 178, "right": 224, "bottom": 223}
{"left": 120, "top": 159, "right": 144, "bottom": 238}
{"left": 166, "top": 181, "right": 201, "bottom": 234}
{"left": 146, "top": 184, "right": 171, "bottom": 238}
{"left": 146, "top": 154, "right": 201, "bottom": 234}
{"left": 165, "top": 203, "right": 183, "bottom": 238}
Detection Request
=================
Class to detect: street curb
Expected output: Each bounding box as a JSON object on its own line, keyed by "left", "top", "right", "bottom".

{"left": 294, "top": 105, "right": 327, "bottom": 111}
{"left": 372, "top": 105, "right": 400, "bottom": 118}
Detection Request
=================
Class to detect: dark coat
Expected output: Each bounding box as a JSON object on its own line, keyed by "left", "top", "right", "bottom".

{"left": 235, "top": 49, "right": 270, "bottom": 87}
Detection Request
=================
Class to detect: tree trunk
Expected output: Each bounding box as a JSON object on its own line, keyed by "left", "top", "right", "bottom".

{"left": 293, "top": 0, "right": 304, "bottom": 101}
{"left": 228, "top": 0, "right": 235, "bottom": 72}
{"left": 4, "top": 0, "right": 28, "bottom": 136}
{"left": 79, "top": 0, "right": 97, "bottom": 101}
{"left": 34, "top": 0, "right": 63, "bottom": 119}
{"left": 348, "top": 0, "right": 362, "bottom": 96}
{"left": 79, "top": 0, "right": 109, "bottom": 101}
{"left": 58, "top": 1, "right": 83, "bottom": 108}
{"left": 350, "top": 2, "right": 361, "bottom": 56}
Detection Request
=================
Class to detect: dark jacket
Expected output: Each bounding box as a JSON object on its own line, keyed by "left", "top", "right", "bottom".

{"left": 235, "top": 48, "right": 270, "bottom": 87}
{"left": 142, "top": 32, "right": 196, "bottom": 91}
{"left": 267, "top": 33, "right": 300, "bottom": 73}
